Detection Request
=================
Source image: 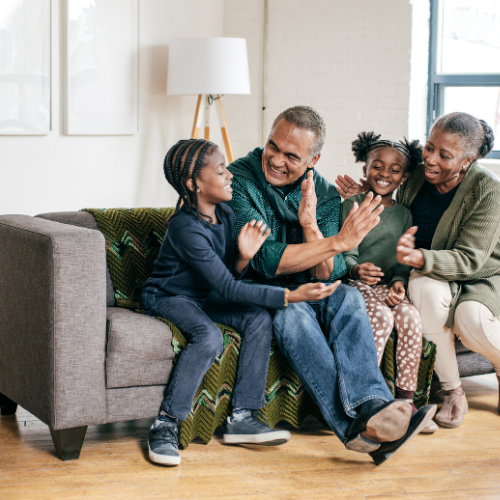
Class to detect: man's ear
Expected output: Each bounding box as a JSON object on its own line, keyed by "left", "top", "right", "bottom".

{"left": 307, "top": 154, "right": 321, "bottom": 169}
{"left": 186, "top": 178, "right": 195, "bottom": 193}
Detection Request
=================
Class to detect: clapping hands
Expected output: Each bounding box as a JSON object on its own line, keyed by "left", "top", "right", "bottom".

{"left": 236, "top": 220, "right": 271, "bottom": 273}
{"left": 396, "top": 226, "right": 424, "bottom": 269}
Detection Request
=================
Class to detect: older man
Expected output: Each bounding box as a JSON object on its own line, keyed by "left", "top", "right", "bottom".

{"left": 227, "top": 106, "right": 435, "bottom": 465}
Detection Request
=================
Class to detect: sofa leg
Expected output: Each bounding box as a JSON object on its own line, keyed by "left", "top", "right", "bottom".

{"left": 49, "top": 425, "right": 88, "bottom": 461}
{"left": 0, "top": 392, "right": 17, "bottom": 415}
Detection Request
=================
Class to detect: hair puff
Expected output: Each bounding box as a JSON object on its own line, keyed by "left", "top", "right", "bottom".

{"left": 352, "top": 131, "right": 382, "bottom": 163}
{"left": 400, "top": 137, "right": 423, "bottom": 173}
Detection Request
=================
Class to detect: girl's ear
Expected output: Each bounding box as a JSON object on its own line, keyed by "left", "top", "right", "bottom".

{"left": 400, "top": 173, "right": 408, "bottom": 185}
{"left": 186, "top": 178, "right": 195, "bottom": 193}
{"left": 362, "top": 165, "right": 367, "bottom": 178}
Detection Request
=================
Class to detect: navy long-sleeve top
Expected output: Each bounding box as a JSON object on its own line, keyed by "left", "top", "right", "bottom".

{"left": 142, "top": 204, "right": 286, "bottom": 309}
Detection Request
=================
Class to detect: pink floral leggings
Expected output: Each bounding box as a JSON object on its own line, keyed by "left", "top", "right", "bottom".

{"left": 347, "top": 280, "right": 423, "bottom": 391}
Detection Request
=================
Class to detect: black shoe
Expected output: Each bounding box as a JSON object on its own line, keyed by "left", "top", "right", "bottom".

{"left": 369, "top": 404, "right": 437, "bottom": 465}
{"left": 223, "top": 410, "right": 291, "bottom": 446}
{"left": 346, "top": 399, "right": 412, "bottom": 453}
{"left": 148, "top": 420, "right": 181, "bottom": 466}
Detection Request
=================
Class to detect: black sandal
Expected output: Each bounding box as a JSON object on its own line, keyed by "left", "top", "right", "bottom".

{"left": 346, "top": 399, "right": 412, "bottom": 453}
{"left": 369, "top": 404, "right": 437, "bottom": 465}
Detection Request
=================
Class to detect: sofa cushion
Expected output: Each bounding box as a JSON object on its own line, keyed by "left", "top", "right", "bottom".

{"left": 36, "top": 211, "right": 115, "bottom": 307}
{"left": 105, "top": 307, "right": 175, "bottom": 389}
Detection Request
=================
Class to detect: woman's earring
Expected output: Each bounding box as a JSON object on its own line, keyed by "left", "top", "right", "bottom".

{"left": 462, "top": 165, "right": 467, "bottom": 171}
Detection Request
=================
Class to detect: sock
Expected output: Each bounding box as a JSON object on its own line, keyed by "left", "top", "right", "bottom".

{"left": 156, "top": 410, "right": 178, "bottom": 425}
{"left": 395, "top": 387, "right": 417, "bottom": 412}
{"left": 231, "top": 407, "right": 252, "bottom": 421}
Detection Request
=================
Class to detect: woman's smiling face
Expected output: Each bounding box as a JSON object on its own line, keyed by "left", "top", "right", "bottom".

{"left": 422, "top": 128, "right": 473, "bottom": 191}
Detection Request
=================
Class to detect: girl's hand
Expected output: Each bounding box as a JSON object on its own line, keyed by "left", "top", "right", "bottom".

{"left": 396, "top": 226, "right": 424, "bottom": 269}
{"left": 385, "top": 281, "right": 406, "bottom": 307}
{"left": 335, "top": 175, "right": 369, "bottom": 200}
{"left": 352, "top": 262, "right": 384, "bottom": 286}
{"left": 288, "top": 281, "right": 341, "bottom": 303}
{"left": 236, "top": 220, "right": 271, "bottom": 272}
{"left": 298, "top": 170, "right": 318, "bottom": 230}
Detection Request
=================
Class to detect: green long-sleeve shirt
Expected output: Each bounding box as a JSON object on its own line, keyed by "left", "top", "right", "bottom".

{"left": 396, "top": 161, "right": 500, "bottom": 326}
{"left": 341, "top": 194, "right": 413, "bottom": 288}
{"left": 227, "top": 147, "right": 346, "bottom": 288}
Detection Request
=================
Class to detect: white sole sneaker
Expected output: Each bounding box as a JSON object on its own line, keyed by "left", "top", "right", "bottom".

{"left": 148, "top": 444, "right": 181, "bottom": 466}
{"left": 223, "top": 429, "right": 291, "bottom": 446}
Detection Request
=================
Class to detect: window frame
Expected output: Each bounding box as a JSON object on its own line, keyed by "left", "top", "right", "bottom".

{"left": 427, "top": 0, "right": 500, "bottom": 158}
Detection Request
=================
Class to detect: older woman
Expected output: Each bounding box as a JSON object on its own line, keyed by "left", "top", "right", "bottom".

{"left": 337, "top": 112, "right": 498, "bottom": 429}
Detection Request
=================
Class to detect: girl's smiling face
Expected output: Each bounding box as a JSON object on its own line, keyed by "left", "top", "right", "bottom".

{"left": 422, "top": 128, "right": 473, "bottom": 191}
{"left": 186, "top": 147, "right": 233, "bottom": 205}
{"left": 363, "top": 147, "right": 407, "bottom": 201}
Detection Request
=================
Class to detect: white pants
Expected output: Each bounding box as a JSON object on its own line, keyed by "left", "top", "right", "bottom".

{"left": 409, "top": 271, "right": 500, "bottom": 390}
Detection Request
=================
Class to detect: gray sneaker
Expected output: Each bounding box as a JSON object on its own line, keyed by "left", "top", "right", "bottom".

{"left": 148, "top": 420, "right": 181, "bottom": 466}
{"left": 223, "top": 410, "right": 291, "bottom": 446}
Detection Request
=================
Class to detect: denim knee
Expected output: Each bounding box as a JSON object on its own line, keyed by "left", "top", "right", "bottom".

{"left": 245, "top": 307, "right": 273, "bottom": 334}
{"left": 198, "top": 327, "right": 224, "bottom": 360}
{"left": 337, "top": 284, "right": 366, "bottom": 311}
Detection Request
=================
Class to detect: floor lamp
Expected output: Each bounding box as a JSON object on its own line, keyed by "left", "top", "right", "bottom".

{"left": 166, "top": 38, "right": 251, "bottom": 163}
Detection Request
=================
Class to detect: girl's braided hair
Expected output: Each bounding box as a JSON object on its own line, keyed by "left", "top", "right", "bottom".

{"left": 163, "top": 138, "right": 218, "bottom": 224}
{"left": 352, "top": 131, "right": 422, "bottom": 174}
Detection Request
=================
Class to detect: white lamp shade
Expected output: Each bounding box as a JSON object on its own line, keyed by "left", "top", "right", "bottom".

{"left": 167, "top": 38, "right": 251, "bottom": 95}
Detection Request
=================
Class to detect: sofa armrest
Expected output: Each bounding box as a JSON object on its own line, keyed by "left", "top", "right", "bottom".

{"left": 0, "top": 215, "right": 107, "bottom": 429}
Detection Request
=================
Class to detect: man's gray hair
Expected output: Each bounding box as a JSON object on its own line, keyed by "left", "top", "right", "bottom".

{"left": 269, "top": 106, "right": 326, "bottom": 158}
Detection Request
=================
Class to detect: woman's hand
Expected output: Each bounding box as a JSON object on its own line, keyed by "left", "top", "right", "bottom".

{"left": 288, "top": 281, "right": 341, "bottom": 303}
{"left": 396, "top": 226, "right": 425, "bottom": 269}
{"left": 298, "top": 170, "right": 317, "bottom": 230}
{"left": 385, "top": 281, "right": 406, "bottom": 307}
{"left": 335, "top": 175, "right": 369, "bottom": 200}
{"left": 352, "top": 263, "right": 384, "bottom": 286}
{"left": 335, "top": 192, "right": 384, "bottom": 252}
{"left": 236, "top": 220, "right": 271, "bottom": 272}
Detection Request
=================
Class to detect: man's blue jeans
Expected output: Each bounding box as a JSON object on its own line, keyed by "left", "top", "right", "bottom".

{"left": 273, "top": 284, "right": 393, "bottom": 444}
{"left": 142, "top": 292, "right": 274, "bottom": 421}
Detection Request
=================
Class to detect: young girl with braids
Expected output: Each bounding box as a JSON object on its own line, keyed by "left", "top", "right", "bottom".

{"left": 340, "top": 132, "right": 437, "bottom": 433}
{"left": 141, "top": 138, "right": 339, "bottom": 466}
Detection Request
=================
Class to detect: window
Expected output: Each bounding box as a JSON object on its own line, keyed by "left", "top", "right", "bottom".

{"left": 427, "top": 0, "right": 500, "bottom": 158}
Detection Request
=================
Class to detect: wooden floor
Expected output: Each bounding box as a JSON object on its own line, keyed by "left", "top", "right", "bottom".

{"left": 1, "top": 375, "right": 500, "bottom": 500}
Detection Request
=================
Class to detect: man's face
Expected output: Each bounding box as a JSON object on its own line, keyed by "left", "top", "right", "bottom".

{"left": 262, "top": 119, "right": 320, "bottom": 187}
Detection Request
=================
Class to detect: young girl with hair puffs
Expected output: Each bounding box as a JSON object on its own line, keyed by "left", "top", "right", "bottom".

{"left": 141, "top": 138, "right": 339, "bottom": 466}
{"left": 341, "top": 132, "right": 437, "bottom": 434}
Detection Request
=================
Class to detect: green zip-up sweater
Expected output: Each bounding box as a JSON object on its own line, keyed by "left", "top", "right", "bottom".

{"left": 227, "top": 147, "right": 346, "bottom": 289}
{"left": 396, "top": 161, "right": 500, "bottom": 327}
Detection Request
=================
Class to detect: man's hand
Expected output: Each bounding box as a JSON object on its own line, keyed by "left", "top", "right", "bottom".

{"left": 352, "top": 262, "right": 384, "bottom": 286}
{"left": 288, "top": 281, "right": 341, "bottom": 303}
{"left": 334, "top": 192, "right": 383, "bottom": 253}
{"left": 335, "top": 175, "right": 369, "bottom": 200}
{"left": 298, "top": 170, "right": 317, "bottom": 230}
{"left": 385, "top": 281, "right": 406, "bottom": 307}
{"left": 396, "top": 226, "right": 424, "bottom": 269}
{"left": 236, "top": 220, "right": 271, "bottom": 272}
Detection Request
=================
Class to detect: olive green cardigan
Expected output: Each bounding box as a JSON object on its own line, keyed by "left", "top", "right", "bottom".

{"left": 396, "top": 161, "right": 500, "bottom": 327}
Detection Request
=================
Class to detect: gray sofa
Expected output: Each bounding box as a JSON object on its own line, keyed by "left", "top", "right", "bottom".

{"left": 0, "top": 210, "right": 494, "bottom": 461}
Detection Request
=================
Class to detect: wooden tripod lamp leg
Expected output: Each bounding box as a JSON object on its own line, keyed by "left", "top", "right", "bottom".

{"left": 191, "top": 95, "right": 203, "bottom": 139}
{"left": 204, "top": 96, "right": 210, "bottom": 140}
{"left": 215, "top": 95, "right": 234, "bottom": 163}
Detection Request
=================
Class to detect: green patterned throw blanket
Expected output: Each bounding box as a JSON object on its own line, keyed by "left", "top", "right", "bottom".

{"left": 85, "top": 207, "right": 436, "bottom": 448}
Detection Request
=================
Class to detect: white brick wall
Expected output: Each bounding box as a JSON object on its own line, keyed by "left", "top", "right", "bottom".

{"left": 223, "top": 0, "right": 417, "bottom": 184}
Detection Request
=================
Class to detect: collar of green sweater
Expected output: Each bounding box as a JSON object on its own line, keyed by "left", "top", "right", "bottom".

{"left": 228, "top": 147, "right": 340, "bottom": 225}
